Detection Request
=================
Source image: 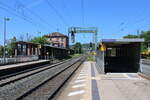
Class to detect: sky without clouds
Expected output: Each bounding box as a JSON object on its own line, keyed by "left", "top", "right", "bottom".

{"left": 0, "top": 0, "right": 150, "bottom": 45}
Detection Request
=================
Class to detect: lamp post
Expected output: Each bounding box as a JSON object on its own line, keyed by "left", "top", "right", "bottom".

{"left": 3, "top": 17, "right": 10, "bottom": 64}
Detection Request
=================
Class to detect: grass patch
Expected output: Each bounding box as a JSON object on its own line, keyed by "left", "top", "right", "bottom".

{"left": 86, "top": 55, "right": 94, "bottom": 61}
{"left": 71, "top": 54, "right": 83, "bottom": 58}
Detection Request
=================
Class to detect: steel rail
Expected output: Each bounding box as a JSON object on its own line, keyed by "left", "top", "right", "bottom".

{"left": 18, "top": 57, "right": 85, "bottom": 100}
{"left": 0, "top": 57, "right": 79, "bottom": 87}
{"left": 0, "top": 56, "right": 85, "bottom": 100}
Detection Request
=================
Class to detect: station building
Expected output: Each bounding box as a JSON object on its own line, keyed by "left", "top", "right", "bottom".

{"left": 14, "top": 41, "right": 71, "bottom": 60}
{"left": 13, "top": 32, "right": 72, "bottom": 60}
{"left": 44, "top": 32, "right": 69, "bottom": 48}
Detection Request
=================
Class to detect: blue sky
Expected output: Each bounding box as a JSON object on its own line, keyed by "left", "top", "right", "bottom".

{"left": 0, "top": 0, "right": 150, "bottom": 45}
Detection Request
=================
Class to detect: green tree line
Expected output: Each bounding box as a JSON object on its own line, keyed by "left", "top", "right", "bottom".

{"left": 123, "top": 30, "right": 150, "bottom": 52}
{"left": 0, "top": 36, "right": 17, "bottom": 57}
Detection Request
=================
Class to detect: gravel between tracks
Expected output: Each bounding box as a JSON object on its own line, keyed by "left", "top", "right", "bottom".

{"left": 0, "top": 57, "right": 84, "bottom": 100}
{"left": 0, "top": 58, "right": 73, "bottom": 86}
{"left": 22, "top": 58, "right": 84, "bottom": 100}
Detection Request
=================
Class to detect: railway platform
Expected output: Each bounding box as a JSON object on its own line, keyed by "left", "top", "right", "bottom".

{"left": 0, "top": 60, "right": 49, "bottom": 76}
{"left": 0, "top": 60, "right": 49, "bottom": 70}
{"left": 57, "top": 61, "right": 150, "bottom": 100}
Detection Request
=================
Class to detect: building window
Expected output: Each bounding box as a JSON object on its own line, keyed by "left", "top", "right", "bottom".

{"left": 18, "top": 44, "right": 21, "bottom": 55}
{"left": 61, "top": 38, "right": 64, "bottom": 42}
{"left": 22, "top": 44, "right": 27, "bottom": 55}
{"left": 106, "top": 48, "right": 116, "bottom": 57}
{"left": 57, "top": 38, "right": 59, "bottom": 41}
{"left": 61, "top": 43, "right": 64, "bottom": 48}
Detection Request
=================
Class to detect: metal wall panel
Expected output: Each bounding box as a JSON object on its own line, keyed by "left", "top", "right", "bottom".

{"left": 96, "top": 50, "right": 105, "bottom": 74}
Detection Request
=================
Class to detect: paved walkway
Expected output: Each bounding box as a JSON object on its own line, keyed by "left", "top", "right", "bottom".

{"left": 57, "top": 61, "right": 150, "bottom": 100}
{"left": 99, "top": 73, "right": 150, "bottom": 100}
{"left": 141, "top": 64, "right": 150, "bottom": 77}
{"left": 57, "top": 61, "right": 93, "bottom": 100}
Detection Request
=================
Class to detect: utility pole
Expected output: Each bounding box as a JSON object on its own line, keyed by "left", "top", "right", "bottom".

{"left": 3, "top": 17, "right": 10, "bottom": 64}
{"left": 26, "top": 33, "right": 29, "bottom": 41}
{"left": 38, "top": 32, "right": 41, "bottom": 36}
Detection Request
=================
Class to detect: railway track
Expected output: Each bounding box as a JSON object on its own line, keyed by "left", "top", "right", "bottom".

{"left": 0, "top": 58, "right": 75, "bottom": 86}
{"left": 0, "top": 56, "right": 85, "bottom": 100}
{"left": 0, "top": 59, "right": 67, "bottom": 80}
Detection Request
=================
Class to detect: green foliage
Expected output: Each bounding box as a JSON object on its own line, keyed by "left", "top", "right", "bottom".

{"left": 31, "top": 36, "right": 49, "bottom": 44}
{"left": 123, "top": 30, "right": 150, "bottom": 52}
{"left": 82, "top": 43, "right": 95, "bottom": 51}
{"left": 6, "top": 36, "right": 17, "bottom": 56}
{"left": 0, "top": 46, "right": 3, "bottom": 57}
{"left": 86, "top": 54, "right": 94, "bottom": 61}
{"left": 140, "top": 31, "right": 150, "bottom": 41}
{"left": 141, "top": 43, "right": 147, "bottom": 52}
{"left": 71, "top": 43, "right": 95, "bottom": 54}
{"left": 123, "top": 34, "right": 139, "bottom": 38}
{"left": 0, "top": 37, "right": 16, "bottom": 57}
{"left": 71, "top": 54, "right": 82, "bottom": 58}
{"left": 73, "top": 42, "right": 83, "bottom": 54}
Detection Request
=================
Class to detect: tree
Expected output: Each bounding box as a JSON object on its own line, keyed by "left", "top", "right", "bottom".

{"left": 139, "top": 31, "right": 150, "bottom": 52}
{"left": 140, "top": 31, "right": 150, "bottom": 41}
{"left": 0, "top": 46, "right": 4, "bottom": 57}
{"left": 123, "top": 31, "right": 150, "bottom": 41}
{"left": 123, "top": 31, "right": 150, "bottom": 52}
{"left": 6, "top": 36, "right": 17, "bottom": 57}
{"left": 73, "top": 42, "right": 82, "bottom": 54}
{"left": 31, "top": 36, "right": 49, "bottom": 44}
{"left": 123, "top": 34, "right": 139, "bottom": 38}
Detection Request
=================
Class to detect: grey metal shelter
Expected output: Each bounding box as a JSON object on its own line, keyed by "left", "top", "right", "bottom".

{"left": 96, "top": 39, "right": 144, "bottom": 73}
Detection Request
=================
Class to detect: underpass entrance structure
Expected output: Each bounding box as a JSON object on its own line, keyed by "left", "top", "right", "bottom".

{"left": 96, "top": 39, "right": 144, "bottom": 73}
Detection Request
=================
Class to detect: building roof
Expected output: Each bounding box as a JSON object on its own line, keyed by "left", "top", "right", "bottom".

{"left": 15, "top": 41, "right": 69, "bottom": 50}
{"left": 101, "top": 39, "right": 144, "bottom": 43}
{"left": 45, "top": 32, "right": 68, "bottom": 37}
{"left": 15, "top": 41, "right": 40, "bottom": 45}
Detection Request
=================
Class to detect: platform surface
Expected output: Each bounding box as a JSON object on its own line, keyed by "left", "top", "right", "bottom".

{"left": 141, "top": 64, "right": 150, "bottom": 77}
{"left": 0, "top": 60, "right": 49, "bottom": 70}
{"left": 57, "top": 61, "right": 150, "bottom": 100}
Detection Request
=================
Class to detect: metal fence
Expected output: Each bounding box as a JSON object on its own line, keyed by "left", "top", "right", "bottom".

{"left": 0, "top": 56, "right": 39, "bottom": 65}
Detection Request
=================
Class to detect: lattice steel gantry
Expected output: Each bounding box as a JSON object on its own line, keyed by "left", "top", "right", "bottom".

{"left": 68, "top": 27, "right": 98, "bottom": 51}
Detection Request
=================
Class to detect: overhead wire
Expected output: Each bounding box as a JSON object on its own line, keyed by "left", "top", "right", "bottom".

{"left": 0, "top": 6, "right": 37, "bottom": 28}
{"left": 15, "top": 0, "right": 55, "bottom": 30}
{"left": 0, "top": 1, "right": 33, "bottom": 21}
{"left": 0, "top": 1, "right": 46, "bottom": 30}
{"left": 121, "top": 3, "right": 150, "bottom": 34}
{"left": 111, "top": 1, "right": 150, "bottom": 36}
{"left": 61, "top": 0, "right": 72, "bottom": 22}
{"left": 45, "top": 0, "right": 69, "bottom": 27}
{"left": 81, "top": 0, "right": 86, "bottom": 43}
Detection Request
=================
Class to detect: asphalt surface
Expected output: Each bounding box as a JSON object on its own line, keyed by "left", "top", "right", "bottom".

{"left": 141, "top": 62, "right": 150, "bottom": 77}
